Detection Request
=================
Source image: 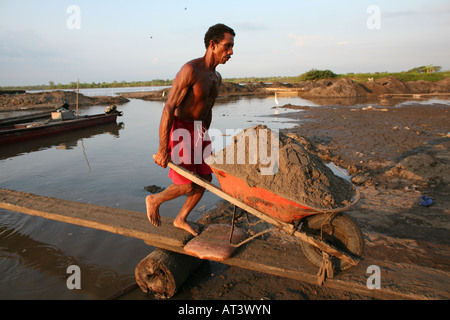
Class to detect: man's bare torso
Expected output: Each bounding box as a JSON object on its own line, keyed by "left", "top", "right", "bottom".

{"left": 174, "top": 58, "right": 221, "bottom": 122}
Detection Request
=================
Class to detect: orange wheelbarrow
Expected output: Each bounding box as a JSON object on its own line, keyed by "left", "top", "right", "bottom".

{"left": 164, "top": 160, "right": 364, "bottom": 283}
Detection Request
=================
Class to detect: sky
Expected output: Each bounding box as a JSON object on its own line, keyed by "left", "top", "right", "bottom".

{"left": 0, "top": 0, "right": 449, "bottom": 86}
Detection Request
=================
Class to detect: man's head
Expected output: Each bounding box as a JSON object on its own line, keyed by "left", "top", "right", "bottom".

{"left": 204, "top": 23, "right": 235, "bottom": 64}
{"left": 204, "top": 23, "right": 235, "bottom": 49}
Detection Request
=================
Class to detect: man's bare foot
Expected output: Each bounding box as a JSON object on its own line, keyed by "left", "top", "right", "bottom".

{"left": 173, "top": 218, "right": 199, "bottom": 237}
{"left": 146, "top": 195, "right": 161, "bottom": 227}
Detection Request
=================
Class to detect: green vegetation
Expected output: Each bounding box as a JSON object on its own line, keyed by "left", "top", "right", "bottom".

{"left": 336, "top": 69, "right": 448, "bottom": 83}
{"left": 227, "top": 67, "right": 449, "bottom": 84}
{"left": 299, "top": 69, "right": 338, "bottom": 80}
{"left": 1, "top": 66, "right": 448, "bottom": 91}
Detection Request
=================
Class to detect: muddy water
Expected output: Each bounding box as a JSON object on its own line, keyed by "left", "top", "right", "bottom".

{"left": 0, "top": 91, "right": 312, "bottom": 299}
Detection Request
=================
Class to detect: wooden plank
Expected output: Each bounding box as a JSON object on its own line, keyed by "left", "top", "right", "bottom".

{"left": 0, "top": 188, "right": 193, "bottom": 252}
{"left": 0, "top": 188, "right": 448, "bottom": 300}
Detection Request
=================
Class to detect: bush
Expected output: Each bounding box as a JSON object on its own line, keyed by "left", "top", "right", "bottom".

{"left": 300, "top": 69, "right": 338, "bottom": 80}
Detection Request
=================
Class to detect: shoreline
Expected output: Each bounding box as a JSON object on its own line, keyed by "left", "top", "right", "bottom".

{"left": 0, "top": 90, "right": 129, "bottom": 113}
{"left": 1, "top": 76, "right": 449, "bottom": 114}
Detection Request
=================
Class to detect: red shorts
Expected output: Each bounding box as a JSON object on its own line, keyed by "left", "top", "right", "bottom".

{"left": 168, "top": 116, "right": 212, "bottom": 185}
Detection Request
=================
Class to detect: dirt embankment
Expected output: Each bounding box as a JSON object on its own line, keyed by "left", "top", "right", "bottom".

{"left": 299, "top": 77, "right": 450, "bottom": 99}
{"left": 2, "top": 77, "right": 447, "bottom": 111}
{"left": 0, "top": 90, "right": 129, "bottom": 112}
{"left": 119, "top": 82, "right": 270, "bottom": 101}
{"left": 118, "top": 77, "right": 450, "bottom": 102}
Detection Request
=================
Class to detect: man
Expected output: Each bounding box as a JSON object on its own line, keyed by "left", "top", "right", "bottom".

{"left": 146, "top": 24, "right": 235, "bottom": 236}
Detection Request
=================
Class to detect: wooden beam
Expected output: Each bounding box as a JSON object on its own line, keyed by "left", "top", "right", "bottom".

{"left": 0, "top": 188, "right": 448, "bottom": 300}
{"left": 0, "top": 188, "right": 193, "bottom": 252}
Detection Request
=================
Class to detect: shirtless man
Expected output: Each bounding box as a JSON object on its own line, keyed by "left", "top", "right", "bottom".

{"left": 146, "top": 24, "right": 235, "bottom": 236}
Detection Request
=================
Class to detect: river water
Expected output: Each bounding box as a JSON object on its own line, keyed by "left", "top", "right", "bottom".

{"left": 0, "top": 88, "right": 317, "bottom": 299}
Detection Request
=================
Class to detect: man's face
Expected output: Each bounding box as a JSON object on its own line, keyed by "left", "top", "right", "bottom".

{"left": 214, "top": 33, "right": 234, "bottom": 64}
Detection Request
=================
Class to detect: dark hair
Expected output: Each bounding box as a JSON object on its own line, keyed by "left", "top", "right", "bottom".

{"left": 204, "top": 23, "right": 235, "bottom": 49}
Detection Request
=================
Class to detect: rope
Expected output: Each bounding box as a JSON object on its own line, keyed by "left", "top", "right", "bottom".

{"left": 316, "top": 252, "right": 334, "bottom": 286}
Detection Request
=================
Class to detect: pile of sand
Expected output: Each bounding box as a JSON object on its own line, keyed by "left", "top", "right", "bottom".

{"left": 300, "top": 77, "right": 450, "bottom": 99}
{"left": 207, "top": 125, "right": 355, "bottom": 210}
{"left": 385, "top": 149, "right": 450, "bottom": 186}
{"left": 0, "top": 91, "right": 128, "bottom": 111}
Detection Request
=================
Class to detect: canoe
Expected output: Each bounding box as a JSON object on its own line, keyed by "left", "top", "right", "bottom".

{"left": 0, "top": 112, "right": 120, "bottom": 145}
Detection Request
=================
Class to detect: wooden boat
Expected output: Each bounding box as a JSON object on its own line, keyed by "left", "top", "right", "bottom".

{"left": 0, "top": 108, "right": 122, "bottom": 145}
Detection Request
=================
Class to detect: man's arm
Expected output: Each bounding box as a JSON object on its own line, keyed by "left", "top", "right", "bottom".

{"left": 205, "top": 71, "right": 221, "bottom": 130}
{"left": 154, "top": 63, "right": 196, "bottom": 168}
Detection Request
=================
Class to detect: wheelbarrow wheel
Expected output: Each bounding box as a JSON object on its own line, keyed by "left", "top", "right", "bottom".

{"left": 300, "top": 212, "right": 364, "bottom": 271}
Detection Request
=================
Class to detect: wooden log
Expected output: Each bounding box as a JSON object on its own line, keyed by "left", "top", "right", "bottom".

{"left": 135, "top": 248, "right": 204, "bottom": 299}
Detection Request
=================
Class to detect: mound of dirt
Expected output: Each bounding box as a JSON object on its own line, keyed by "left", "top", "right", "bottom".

{"left": 121, "top": 82, "right": 270, "bottom": 101}
{"left": 406, "top": 78, "right": 450, "bottom": 94}
{"left": 207, "top": 125, "right": 355, "bottom": 210}
{"left": 302, "top": 78, "right": 369, "bottom": 98}
{"left": 0, "top": 91, "right": 129, "bottom": 111}
{"left": 219, "top": 82, "right": 268, "bottom": 97}
{"left": 385, "top": 149, "right": 450, "bottom": 186}
{"left": 301, "top": 77, "right": 450, "bottom": 99}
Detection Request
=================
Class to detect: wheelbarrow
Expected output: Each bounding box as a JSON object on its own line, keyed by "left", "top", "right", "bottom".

{"left": 163, "top": 159, "right": 364, "bottom": 284}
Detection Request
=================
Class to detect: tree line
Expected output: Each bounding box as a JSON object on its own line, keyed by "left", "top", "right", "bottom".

{"left": 1, "top": 65, "right": 447, "bottom": 91}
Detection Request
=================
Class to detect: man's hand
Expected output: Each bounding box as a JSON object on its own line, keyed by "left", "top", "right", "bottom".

{"left": 153, "top": 150, "right": 171, "bottom": 168}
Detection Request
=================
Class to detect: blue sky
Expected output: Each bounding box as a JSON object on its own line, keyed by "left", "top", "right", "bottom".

{"left": 1, "top": 0, "right": 449, "bottom": 86}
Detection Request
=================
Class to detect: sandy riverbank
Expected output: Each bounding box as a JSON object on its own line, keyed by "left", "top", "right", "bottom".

{"left": 0, "top": 90, "right": 128, "bottom": 112}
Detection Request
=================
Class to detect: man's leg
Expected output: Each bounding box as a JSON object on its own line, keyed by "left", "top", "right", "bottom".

{"left": 146, "top": 183, "right": 194, "bottom": 227}
{"left": 173, "top": 173, "right": 212, "bottom": 236}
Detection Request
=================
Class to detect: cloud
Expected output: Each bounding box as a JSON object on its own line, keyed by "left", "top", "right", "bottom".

{"left": 288, "top": 33, "right": 322, "bottom": 47}
{"left": 288, "top": 33, "right": 350, "bottom": 47}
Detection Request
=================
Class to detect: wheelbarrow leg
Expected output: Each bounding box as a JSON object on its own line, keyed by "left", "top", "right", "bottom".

{"left": 298, "top": 211, "right": 364, "bottom": 285}
{"left": 228, "top": 205, "right": 274, "bottom": 248}
{"left": 316, "top": 252, "right": 334, "bottom": 286}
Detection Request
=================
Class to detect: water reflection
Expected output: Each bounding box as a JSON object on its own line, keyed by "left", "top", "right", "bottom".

{"left": 0, "top": 224, "right": 135, "bottom": 299}
{"left": 0, "top": 122, "right": 123, "bottom": 160}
